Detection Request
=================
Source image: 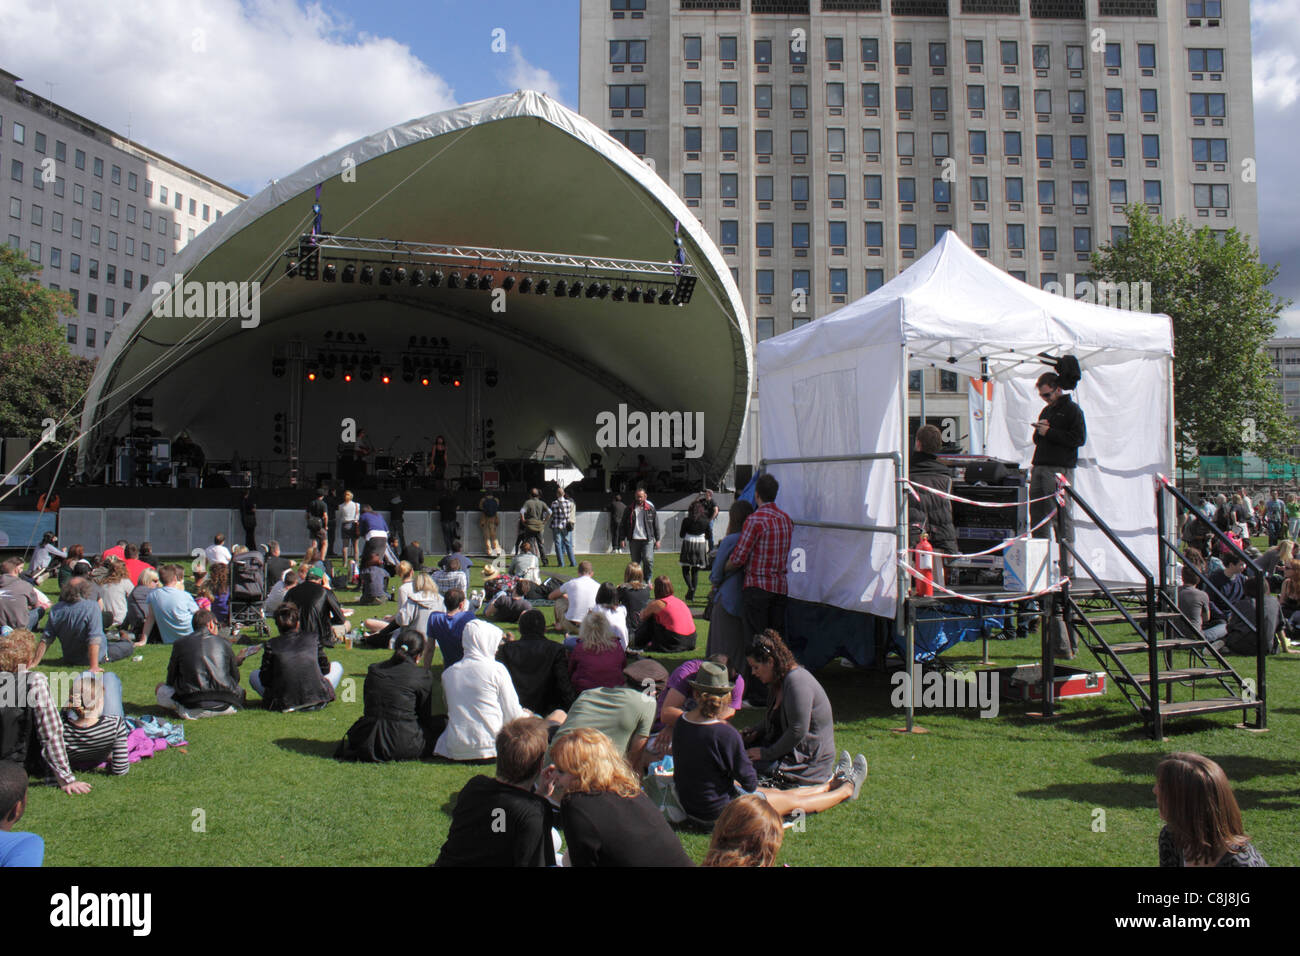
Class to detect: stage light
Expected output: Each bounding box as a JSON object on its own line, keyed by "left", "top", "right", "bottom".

{"left": 323, "top": 366, "right": 335, "bottom": 379}
{"left": 343, "top": 372, "right": 353, "bottom": 383}
{"left": 286, "top": 259, "right": 299, "bottom": 277}
{"left": 420, "top": 376, "right": 431, "bottom": 387}
{"left": 357, "top": 333, "right": 366, "bottom": 344}
{"left": 394, "top": 267, "right": 407, "bottom": 284}
{"left": 585, "top": 282, "right": 600, "bottom": 298}
{"left": 643, "top": 289, "right": 656, "bottom": 306}
{"left": 430, "top": 269, "right": 444, "bottom": 287}
{"left": 466, "top": 273, "right": 479, "bottom": 290}
{"left": 341, "top": 264, "right": 356, "bottom": 283}
{"left": 324, "top": 331, "right": 334, "bottom": 341}
{"left": 379, "top": 267, "right": 393, "bottom": 286}
{"left": 447, "top": 271, "right": 461, "bottom": 289}
{"left": 480, "top": 274, "right": 494, "bottom": 290}
{"left": 485, "top": 369, "right": 498, "bottom": 387}
{"left": 402, "top": 360, "right": 415, "bottom": 383}
{"left": 554, "top": 279, "right": 567, "bottom": 296}
{"left": 612, "top": 285, "right": 626, "bottom": 301}
{"left": 504, "top": 276, "right": 518, "bottom": 291}
{"left": 347, "top": 333, "right": 357, "bottom": 344}
{"left": 409, "top": 269, "right": 425, "bottom": 287}
{"left": 534, "top": 279, "right": 549, "bottom": 294}
{"left": 306, "top": 369, "right": 317, "bottom": 382}
{"left": 380, "top": 368, "right": 392, "bottom": 385}
{"left": 322, "top": 263, "right": 337, "bottom": 282}
{"left": 452, "top": 376, "right": 462, "bottom": 387}
{"left": 599, "top": 283, "right": 611, "bottom": 299}
{"left": 439, "top": 369, "right": 451, "bottom": 386}
{"left": 360, "top": 368, "right": 373, "bottom": 382}
{"left": 629, "top": 287, "right": 642, "bottom": 302}
{"left": 658, "top": 288, "right": 674, "bottom": 304}
{"left": 568, "top": 281, "right": 582, "bottom": 298}
{"left": 360, "top": 265, "right": 374, "bottom": 285}
{"left": 441, "top": 338, "right": 450, "bottom": 349}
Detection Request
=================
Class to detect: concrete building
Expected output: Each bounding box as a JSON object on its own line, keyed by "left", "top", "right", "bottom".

{"left": 1265, "top": 337, "right": 1300, "bottom": 460}
{"left": 0, "top": 68, "right": 245, "bottom": 359}
{"left": 580, "top": 0, "right": 1258, "bottom": 461}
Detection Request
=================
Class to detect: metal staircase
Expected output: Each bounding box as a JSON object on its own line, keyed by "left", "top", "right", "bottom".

{"left": 1046, "top": 482, "right": 1267, "bottom": 739}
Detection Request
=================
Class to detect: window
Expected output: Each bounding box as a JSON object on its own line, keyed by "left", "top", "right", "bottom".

{"left": 106, "top": 264, "right": 116, "bottom": 284}
{"left": 1188, "top": 48, "right": 1224, "bottom": 73}
{"left": 683, "top": 173, "right": 701, "bottom": 199}
{"left": 720, "top": 82, "right": 738, "bottom": 107}
{"left": 900, "top": 224, "right": 917, "bottom": 250}
{"left": 898, "top": 178, "right": 916, "bottom": 203}
{"left": 971, "top": 223, "right": 990, "bottom": 249}
{"left": 895, "top": 42, "right": 912, "bottom": 68}
{"left": 93, "top": 157, "right": 103, "bottom": 178}
{"left": 1108, "top": 134, "right": 1126, "bottom": 159}
{"left": 864, "top": 174, "right": 882, "bottom": 200}
{"left": 1192, "top": 138, "right": 1228, "bottom": 163}
{"left": 202, "top": 204, "right": 210, "bottom": 222}
{"left": 970, "top": 130, "right": 987, "bottom": 155}
{"left": 1034, "top": 89, "right": 1051, "bottom": 114}
{"left": 934, "top": 225, "right": 951, "bottom": 245}
{"left": 128, "top": 171, "right": 138, "bottom": 191}
{"left": 86, "top": 327, "right": 96, "bottom": 348}
{"left": 609, "top": 40, "right": 647, "bottom": 63}
{"left": 1033, "top": 44, "right": 1050, "bottom": 70}
{"left": 1070, "top": 135, "right": 1088, "bottom": 161}
{"left": 91, "top": 191, "right": 102, "bottom": 212}
{"left": 828, "top": 174, "right": 846, "bottom": 199}
{"left": 1146, "top": 180, "right": 1164, "bottom": 205}
{"left": 156, "top": 247, "right": 164, "bottom": 266}
{"left": 49, "top": 247, "right": 61, "bottom": 268}
{"left": 861, "top": 38, "right": 879, "bottom": 64}
{"left": 790, "top": 36, "right": 807, "bottom": 66}
{"left": 931, "top": 87, "right": 949, "bottom": 112}
{"left": 1187, "top": 0, "right": 1222, "bottom": 14}
{"left": 791, "top": 130, "right": 809, "bottom": 155}
{"left": 1072, "top": 181, "right": 1090, "bottom": 205}
{"left": 867, "top": 270, "right": 885, "bottom": 292}
{"left": 67, "top": 324, "right": 77, "bottom": 344}
{"left": 684, "top": 127, "right": 702, "bottom": 152}
{"left": 609, "top": 85, "right": 645, "bottom": 109}
{"left": 143, "top": 211, "right": 152, "bottom": 229}
{"left": 966, "top": 40, "right": 983, "bottom": 65}
{"left": 896, "top": 87, "right": 913, "bottom": 111}
{"left": 1111, "top": 226, "right": 1129, "bottom": 245}
{"left": 756, "top": 223, "right": 774, "bottom": 248}
{"left": 792, "top": 269, "right": 810, "bottom": 295}
{"left": 1190, "top": 93, "right": 1226, "bottom": 117}
{"left": 159, "top": 185, "right": 168, "bottom": 204}
{"left": 611, "top": 129, "right": 646, "bottom": 154}
{"left": 10, "top": 159, "right": 21, "bottom": 182}
{"left": 792, "top": 223, "right": 810, "bottom": 248}
{"left": 720, "top": 220, "right": 739, "bottom": 246}
{"left": 1142, "top": 134, "right": 1160, "bottom": 160}
{"left": 756, "top": 175, "right": 773, "bottom": 201}
{"left": 89, "top": 226, "right": 100, "bottom": 245}
{"left": 830, "top": 268, "right": 848, "bottom": 294}
{"left": 1002, "top": 86, "right": 1020, "bottom": 111}
{"left": 71, "top": 218, "right": 83, "bottom": 239}
{"left": 909, "top": 370, "right": 923, "bottom": 391}
{"left": 754, "top": 129, "right": 771, "bottom": 154}
{"left": 930, "top": 43, "right": 947, "bottom": 68}
{"left": 720, "top": 127, "right": 739, "bottom": 152}
{"left": 829, "top": 221, "right": 847, "bottom": 246}
{"left": 863, "top": 129, "right": 881, "bottom": 153}
{"left": 30, "top": 204, "right": 42, "bottom": 226}
{"left": 9, "top": 122, "right": 23, "bottom": 145}
{"left": 684, "top": 36, "right": 701, "bottom": 61}
{"left": 827, "top": 128, "right": 846, "bottom": 153}
{"left": 1038, "top": 180, "right": 1056, "bottom": 204}
{"left": 1036, "top": 135, "right": 1054, "bottom": 160}
{"left": 6, "top": 197, "right": 17, "bottom": 219}
{"left": 51, "top": 211, "right": 62, "bottom": 232}
{"left": 74, "top": 149, "right": 86, "bottom": 170}
{"left": 717, "top": 174, "right": 737, "bottom": 200}
{"left": 1040, "top": 226, "right": 1058, "bottom": 251}
{"left": 755, "top": 85, "right": 773, "bottom": 110}
{"left": 1006, "top": 177, "right": 1023, "bottom": 202}
{"left": 126, "top": 237, "right": 134, "bottom": 255}
{"left": 1001, "top": 41, "right": 1018, "bottom": 66}
{"left": 1068, "top": 90, "right": 1086, "bottom": 115}
{"left": 109, "top": 198, "right": 119, "bottom": 217}
{"left": 1109, "top": 179, "right": 1128, "bottom": 204}
{"left": 1066, "top": 45, "right": 1084, "bottom": 71}
{"left": 1140, "top": 89, "right": 1159, "bottom": 114}
{"left": 1074, "top": 227, "right": 1092, "bottom": 253}
{"left": 826, "top": 37, "right": 843, "bottom": 63}
{"left": 825, "top": 83, "right": 845, "bottom": 109}
{"left": 865, "top": 221, "right": 884, "bottom": 246}
{"left": 933, "top": 179, "right": 951, "bottom": 203}
{"left": 755, "top": 39, "right": 771, "bottom": 64}
{"left": 1194, "top": 183, "right": 1230, "bottom": 208}
{"left": 968, "top": 85, "right": 986, "bottom": 110}
{"left": 790, "top": 85, "right": 808, "bottom": 110}
{"left": 897, "top": 132, "right": 914, "bottom": 157}
{"left": 757, "top": 270, "right": 774, "bottom": 294}
{"left": 861, "top": 82, "right": 881, "bottom": 109}
{"left": 88, "top": 259, "right": 99, "bottom": 279}
{"left": 124, "top": 269, "right": 133, "bottom": 288}
{"left": 1106, "top": 88, "right": 1124, "bottom": 113}
{"left": 971, "top": 177, "right": 989, "bottom": 202}
{"left": 932, "top": 132, "right": 949, "bottom": 156}
{"left": 158, "top": 215, "right": 167, "bottom": 235}
{"left": 70, "top": 253, "right": 80, "bottom": 274}
{"left": 756, "top": 318, "right": 775, "bottom": 342}
{"left": 1004, "top": 131, "right": 1022, "bottom": 156}
{"left": 1138, "top": 44, "right": 1156, "bottom": 70}
{"left": 142, "top": 242, "right": 150, "bottom": 261}
{"left": 939, "top": 371, "right": 958, "bottom": 392}
{"left": 1105, "top": 43, "right": 1121, "bottom": 68}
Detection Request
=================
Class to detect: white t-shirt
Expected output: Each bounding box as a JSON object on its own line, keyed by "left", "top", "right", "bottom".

{"left": 205, "top": 544, "right": 232, "bottom": 566}
{"left": 598, "top": 605, "right": 629, "bottom": 648}
{"left": 337, "top": 501, "right": 360, "bottom": 525}
{"left": 559, "top": 575, "right": 601, "bottom": 623}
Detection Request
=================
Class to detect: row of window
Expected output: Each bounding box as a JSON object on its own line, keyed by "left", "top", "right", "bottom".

{"left": 59, "top": 318, "right": 110, "bottom": 349}
{"left": 20, "top": 234, "right": 165, "bottom": 270}
{"left": 8, "top": 197, "right": 195, "bottom": 239}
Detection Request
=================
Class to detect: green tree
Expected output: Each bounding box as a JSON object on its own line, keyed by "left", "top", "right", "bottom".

{"left": 0, "top": 245, "right": 95, "bottom": 444}
{"left": 1090, "top": 205, "right": 1294, "bottom": 465}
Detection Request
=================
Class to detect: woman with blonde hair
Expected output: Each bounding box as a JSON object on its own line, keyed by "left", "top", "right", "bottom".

{"left": 1156, "top": 752, "right": 1266, "bottom": 866}
{"left": 98, "top": 557, "right": 133, "bottom": 632}
{"left": 616, "top": 562, "right": 651, "bottom": 621}
{"left": 702, "top": 795, "right": 784, "bottom": 867}
{"left": 541, "top": 727, "right": 691, "bottom": 867}
{"left": 62, "top": 674, "right": 130, "bottom": 775}
{"left": 567, "top": 611, "right": 626, "bottom": 693}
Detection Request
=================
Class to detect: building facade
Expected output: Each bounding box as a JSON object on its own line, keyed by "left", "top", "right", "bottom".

{"left": 0, "top": 68, "right": 245, "bottom": 359}
{"left": 580, "top": 0, "right": 1258, "bottom": 462}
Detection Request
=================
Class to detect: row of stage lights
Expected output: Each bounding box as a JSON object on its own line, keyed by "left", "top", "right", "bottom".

{"left": 288, "top": 259, "right": 686, "bottom": 306}
{"left": 288, "top": 355, "right": 499, "bottom": 388}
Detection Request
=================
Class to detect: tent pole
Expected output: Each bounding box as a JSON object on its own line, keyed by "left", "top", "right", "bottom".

{"left": 981, "top": 356, "right": 990, "bottom": 456}
{"left": 894, "top": 342, "right": 925, "bottom": 734}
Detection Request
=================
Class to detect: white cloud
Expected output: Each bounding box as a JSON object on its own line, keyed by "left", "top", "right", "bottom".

{"left": 500, "top": 44, "right": 564, "bottom": 104}
{"left": 0, "top": 0, "right": 458, "bottom": 194}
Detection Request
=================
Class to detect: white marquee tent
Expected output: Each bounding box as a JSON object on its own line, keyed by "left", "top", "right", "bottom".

{"left": 757, "top": 231, "right": 1175, "bottom": 621}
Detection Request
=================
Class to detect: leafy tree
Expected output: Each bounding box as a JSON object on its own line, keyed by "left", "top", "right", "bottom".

{"left": 0, "top": 245, "right": 95, "bottom": 445}
{"left": 1090, "top": 205, "right": 1294, "bottom": 465}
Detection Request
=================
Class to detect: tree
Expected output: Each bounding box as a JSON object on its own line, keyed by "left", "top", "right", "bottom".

{"left": 0, "top": 245, "right": 95, "bottom": 445}
{"left": 1090, "top": 205, "right": 1295, "bottom": 465}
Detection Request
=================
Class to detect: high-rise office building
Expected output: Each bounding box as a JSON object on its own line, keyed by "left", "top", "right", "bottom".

{"left": 580, "top": 0, "right": 1257, "bottom": 459}
{"left": 0, "top": 68, "right": 246, "bottom": 359}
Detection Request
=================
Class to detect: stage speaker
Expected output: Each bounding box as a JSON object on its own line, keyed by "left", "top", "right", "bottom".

{"left": 461, "top": 474, "right": 482, "bottom": 492}
{"left": 734, "top": 464, "right": 754, "bottom": 492}
{"left": 2, "top": 437, "right": 32, "bottom": 474}
{"left": 964, "top": 460, "right": 1010, "bottom": 485}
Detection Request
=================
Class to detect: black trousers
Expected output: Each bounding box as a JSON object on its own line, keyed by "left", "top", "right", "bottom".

{"left": 742, "top": 587, "right": 787, "bottom": 642}
{"left": 633, "top": 617, "right": 697, "bottom": 653}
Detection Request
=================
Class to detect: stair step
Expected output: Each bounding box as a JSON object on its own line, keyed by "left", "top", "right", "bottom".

{"left": 1080, "top": 610, "right": 1182, "bottom": 626}
{"left": 1144, "top": 698, "right": 1264, "bottom": 718}
{"left": 1103, "top": 639, "right": 1208, "bottom": 654}
{"left": 1122, "top": 667, "right": 1236, "bottom": 686}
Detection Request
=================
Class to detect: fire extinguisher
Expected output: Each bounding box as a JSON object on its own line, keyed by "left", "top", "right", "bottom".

{"left": 914, "top": 534, "right": 934, "bottom": 597}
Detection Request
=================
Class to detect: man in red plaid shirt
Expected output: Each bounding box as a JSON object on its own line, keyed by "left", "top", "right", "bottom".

{"left": 725, "top": 473, "right": 793, "bottom": 644}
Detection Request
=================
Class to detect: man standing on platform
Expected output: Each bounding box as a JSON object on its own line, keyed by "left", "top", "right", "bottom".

{"left": 1029, "top": 371, "right": 1087, "bottom": 575}
{"left": 621, "top": 487, "right": 660, "bottom": 580}
{"left": 520, "top": 489, "right": 550, "bottom": 567}
{"left": 437, "top": 487, "right": 460, "bottom": 554}
{"left": 550, "top": 484, "right": 577, "bottom": 568}
{"left": 608, "top": 494, "right": 627, "bottom": 553}
{"left": 725, "top": 473, "right": 793, "bottom": 642}
{"left": 389, "top": 495, "right": 406, "bottom": 553}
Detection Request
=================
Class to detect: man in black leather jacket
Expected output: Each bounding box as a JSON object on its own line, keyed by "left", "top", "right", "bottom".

{"left": 285, "top": 567, "right": 348, "bottom": 647}
{"left": 155, "top": 609, "right": 246, "bottom": 718}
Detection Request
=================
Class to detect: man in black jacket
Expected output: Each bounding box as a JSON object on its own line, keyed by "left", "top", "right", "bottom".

{"left": 285, "top": 566, "right": 349, "bottom": 647}
{"left": 909, "top": 424, "right": 957, "bottom": 560}
{"left": 1030, "top": 372, "right": 1087, "bottom": 567}
{"left": 251, "top": 604, "right": 343, "bottom": 712}
{"left": 264, "top": 540, "right": 293, "bottom": 588}
{"left": 497, "top": 609, "right": 575, "bottom": 714}
{"left": 155, "top": 609, "right": 246, "bottom": 718}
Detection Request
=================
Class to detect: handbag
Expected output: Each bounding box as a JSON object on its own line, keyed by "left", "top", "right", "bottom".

{"left": 643, "top": 758, "right": 687, "bottom": 825}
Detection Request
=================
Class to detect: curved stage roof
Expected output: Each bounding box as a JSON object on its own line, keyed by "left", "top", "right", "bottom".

{"left": 80, "top": 91, "right": 751, "bottom": 485}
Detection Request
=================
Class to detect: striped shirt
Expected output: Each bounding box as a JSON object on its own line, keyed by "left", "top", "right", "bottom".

{"left": 17, "top": 670, "right": 76, "bottom": 786}
{"left": 62, "top": 714, "right": 130, "bottom": 776}
{"left": 730, "top": 502, "right": 794, "bottom": 595}
{"left": 550, "top": 497, "right": 575, "bottom": 529}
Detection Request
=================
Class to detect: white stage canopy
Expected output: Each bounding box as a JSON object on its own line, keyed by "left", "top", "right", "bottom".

{"left": 757, "top": 231, "right": 1175, "bottom": 620}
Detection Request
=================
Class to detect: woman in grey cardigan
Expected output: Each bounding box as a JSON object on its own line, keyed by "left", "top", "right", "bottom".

{"left": 741, "top": 629, "right": 840, "bottom": 787}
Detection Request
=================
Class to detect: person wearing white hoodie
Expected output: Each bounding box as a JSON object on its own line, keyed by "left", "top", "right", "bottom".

{"left": 435, "top": 620, "right": 565, "bottom": 761}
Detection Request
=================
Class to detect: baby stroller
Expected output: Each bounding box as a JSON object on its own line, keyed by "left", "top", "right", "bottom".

{"left": 229, "top": 549, "right": 269, "bottom": 638}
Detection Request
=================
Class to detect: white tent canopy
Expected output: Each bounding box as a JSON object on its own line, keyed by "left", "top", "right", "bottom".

{"left": 757, "top": 231, "right": 1174, "bottom": 620}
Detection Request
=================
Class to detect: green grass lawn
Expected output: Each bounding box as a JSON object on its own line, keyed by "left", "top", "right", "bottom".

{"left": 23, "top": 551, "right": 1300, "bottom": 867}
